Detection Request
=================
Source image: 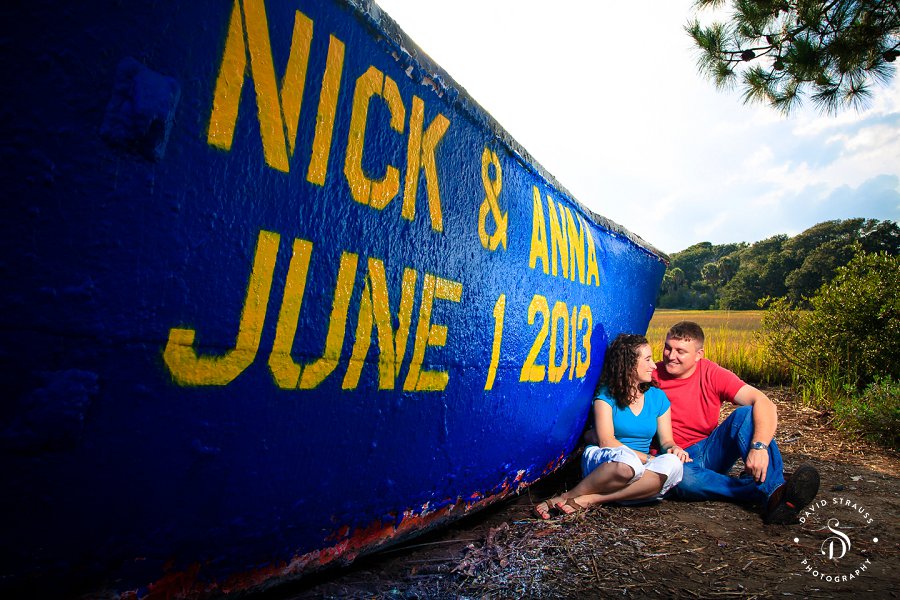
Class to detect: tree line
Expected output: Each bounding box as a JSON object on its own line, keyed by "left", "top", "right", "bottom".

{"left": 657, "top": 218, "right": 899, "bottom": 309}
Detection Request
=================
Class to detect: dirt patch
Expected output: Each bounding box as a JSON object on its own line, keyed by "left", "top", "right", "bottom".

{"left": 265, "top": 388, "right": 900, "bottom": 599}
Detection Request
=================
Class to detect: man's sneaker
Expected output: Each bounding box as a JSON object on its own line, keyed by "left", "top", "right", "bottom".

{"left": 764, "top": 463, "right": 820, "bottom": 524}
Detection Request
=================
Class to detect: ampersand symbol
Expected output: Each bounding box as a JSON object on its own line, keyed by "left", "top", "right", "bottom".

{"left": 478, "top": 147, "right": 507, "bottom": 251}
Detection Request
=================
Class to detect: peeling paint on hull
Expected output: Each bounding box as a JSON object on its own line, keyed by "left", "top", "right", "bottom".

{"left": 0, "top": 1, "right": 666, "bottom": 597}
{"left": 137, "top": 459, "right": 553, "bottom": 599}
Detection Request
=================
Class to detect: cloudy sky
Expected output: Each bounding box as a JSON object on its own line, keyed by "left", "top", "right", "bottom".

{"left": 374, "top": 0, "right": 900, "bottom": 254}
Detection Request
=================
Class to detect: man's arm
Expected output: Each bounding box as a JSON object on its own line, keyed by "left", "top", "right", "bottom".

{"left": 733, "top": 384, "right": 778, "bottom": 483}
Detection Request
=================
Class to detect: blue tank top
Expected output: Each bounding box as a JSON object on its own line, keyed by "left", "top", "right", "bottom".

{"left": 594, "top": 386, "right": 670, "bottom": 453}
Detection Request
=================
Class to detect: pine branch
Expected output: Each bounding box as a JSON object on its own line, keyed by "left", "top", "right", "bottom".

{"left": 688, "top": 0, "right": 900, "bottom": 113}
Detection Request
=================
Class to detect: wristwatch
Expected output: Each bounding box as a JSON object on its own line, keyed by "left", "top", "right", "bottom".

{"left": 750, "top": 441, "right": 768, "bottom": 451}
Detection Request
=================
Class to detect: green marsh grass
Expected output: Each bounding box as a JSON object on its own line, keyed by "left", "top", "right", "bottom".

{"left": 648, "top": 310, "right": 896, "bottom": 446}
{"left": 647, "top": 309, "right": 789, "bottom": 385}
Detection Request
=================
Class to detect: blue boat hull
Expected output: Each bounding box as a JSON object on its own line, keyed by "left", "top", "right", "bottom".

{"left": 1, "top": 0, "right": 666, "bottom": 596}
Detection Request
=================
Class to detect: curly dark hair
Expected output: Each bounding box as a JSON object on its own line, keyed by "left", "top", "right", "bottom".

{"left": 599, "top": 333, "right": 655, "bottom": 408}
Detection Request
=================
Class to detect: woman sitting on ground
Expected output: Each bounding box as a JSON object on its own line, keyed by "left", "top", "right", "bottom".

{"left": 535, "top": 333, "right": 691, "bottom": 518}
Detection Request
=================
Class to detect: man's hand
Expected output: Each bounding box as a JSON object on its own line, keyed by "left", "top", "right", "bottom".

{"left": 734, "top": 385, "right": 777, "bottom": 484}
{"left": 745, "top": 447, "right": 769, "bottom": 482}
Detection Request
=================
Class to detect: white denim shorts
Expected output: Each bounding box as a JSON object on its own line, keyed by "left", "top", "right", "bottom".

{"left": 581, "top": 445, "right": 684, "bottom": 496}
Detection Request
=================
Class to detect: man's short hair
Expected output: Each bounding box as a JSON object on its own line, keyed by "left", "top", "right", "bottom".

{"left": 667, "top": 321, "right": 705, "bottom": 346}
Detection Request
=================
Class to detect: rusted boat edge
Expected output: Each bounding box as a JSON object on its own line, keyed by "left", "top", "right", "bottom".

{"left": 115, "top": 452, "right": 572, "bottom": 599}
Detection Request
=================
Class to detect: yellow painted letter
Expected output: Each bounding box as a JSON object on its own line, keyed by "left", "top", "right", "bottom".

{"left": 584, "top": 216, "right": 601, "bottom": 287}
{"left": 344, "top": 67, "right": 405, "bottom": 208}
{"left": 306, "top": 35, "right": 346, "bottom": 186}
{"left": 520, "top": 294, "right": 549, "bottom": 382}
{"left": 343, "top": 260, "right": 417, "bottom": 390}
{"left": 576, "top": 304, "right": 592, "bottom": 377}
{"left": 164, "top": 230, "right": 279, "bottom": 386}
{"left": 566, "top": 207, "right": 586, "bottom": 284}
{"left": 485, "top": 294, "right": 506, "bottom": 390}
{"left": 403, "top": 273, "right": 463, "bottom": 391}
{"left": 529, "top": 186, "right": 549, "bottom": 274}
{"left": 402, "top": 95, "right": 450, "bottom": 232}
{"left": 546, "top": 196, "right": 568, "bottom": 278}
{"left": 207, "top": 0, "right": 315, "bottom": 173}
{"left": 547, "top": 301, "right": 569, "bottom": 383}
{"left": 299, "top": 252, "right": 359, "bottom": 389}
{"left": 268, "top": 238, "right": 313, "bottom": 388}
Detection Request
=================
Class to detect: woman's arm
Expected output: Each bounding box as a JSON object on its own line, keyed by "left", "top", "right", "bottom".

{"left": 656, "top": 408, "right": 691, "bottom": 463}
{"left": 593, "top": 400, "right": 623, "bottom": 449}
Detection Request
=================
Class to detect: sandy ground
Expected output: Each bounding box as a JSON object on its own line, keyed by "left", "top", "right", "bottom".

{"left": 261, "top": 388, "right": 900, "bottom": 599}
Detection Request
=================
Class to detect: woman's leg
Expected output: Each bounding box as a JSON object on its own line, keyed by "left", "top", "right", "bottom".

{"left": 570, "top": 470, "right": 667, "bottom": 508}
{"left": 562, "top": 454, "right": 685, "bottom": 511}
{"left": 536, "top": 446, "right": 643, "bottom": 518}
{"left": 536, "top": 461, "right": 636, "bottom": 518}
{"left": 645, "top": 453, "right": 684, "bottom": 496}
{"left": 566, "top": 460, "right": 637, "bottom": 497}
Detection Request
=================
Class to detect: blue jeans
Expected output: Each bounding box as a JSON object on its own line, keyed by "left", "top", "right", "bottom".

{"left": 669, "top": 406, "right": 785, "bottom": 504}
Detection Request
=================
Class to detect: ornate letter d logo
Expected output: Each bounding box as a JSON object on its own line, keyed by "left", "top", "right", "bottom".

{"left": 819, "top": 518, "right": 851, "bottom": 560}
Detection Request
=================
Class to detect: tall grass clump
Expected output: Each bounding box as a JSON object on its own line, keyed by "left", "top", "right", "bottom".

{"left": 759, "top": 248, "right": 899, "bottom": 446}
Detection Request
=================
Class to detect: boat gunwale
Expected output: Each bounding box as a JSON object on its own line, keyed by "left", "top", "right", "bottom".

{"left": 348, "top": 0, "right": 671, "bottom": 266}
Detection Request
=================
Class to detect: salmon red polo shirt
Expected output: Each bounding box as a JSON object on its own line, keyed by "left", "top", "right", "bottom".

{"left": 654, "top": 358, "right": 746, "bottom": 448}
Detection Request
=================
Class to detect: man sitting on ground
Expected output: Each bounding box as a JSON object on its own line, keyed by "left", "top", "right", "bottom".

{"left": 655, "top": 321, "right": 819, "bottom": 524}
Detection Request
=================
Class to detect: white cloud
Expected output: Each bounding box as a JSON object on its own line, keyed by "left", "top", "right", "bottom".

{"left": 743, "top": 146, "right": 775, "bottom": 170}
